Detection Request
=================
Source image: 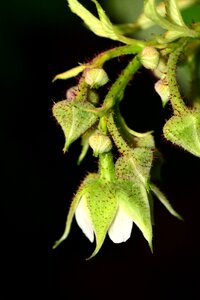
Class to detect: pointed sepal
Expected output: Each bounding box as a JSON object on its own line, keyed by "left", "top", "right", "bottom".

{"left": 150, "top": 184, "right": 183, "bottom": 220}
{"left": 85, "top": 180, "right": 118, "bottom": 259}
{"left": 52, "top": 100, "right": 98, "bottom": 152}
{"left": 116, "top": 180, "right": 153, "bottom": 251}
{"left": 163, "top": 112, "right": 200, "bottom": 157}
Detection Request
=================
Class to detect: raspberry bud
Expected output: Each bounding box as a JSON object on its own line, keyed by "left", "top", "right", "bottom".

{"left": 84, "top": 68, "right": 109, "bottom": 88}
{"left": 140, "top": 46, "right": 159, "bottom": 70}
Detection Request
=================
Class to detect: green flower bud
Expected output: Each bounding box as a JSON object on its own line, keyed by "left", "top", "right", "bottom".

{"left": 84, "top": 68, "right": 109, "bottom": 88}
{"left": 87, "top": 89, "right": 99, "bottom": 105}
{"left": 153, "top": 58, "right": 167, "bottom": 79}
{"left": 89, "top": 132, "right": 112, "bottom": 156}
{"left": 52, "top": 100, "right": 98, "bottom": 152}
{"left": 154, "top": 78, "right": 170, "bottom": 107}
{"left": 163, "top": 111, "right": 200, "bottom": 157}
{"left": 140, "top": 46, "right": 160, "bottom": 70}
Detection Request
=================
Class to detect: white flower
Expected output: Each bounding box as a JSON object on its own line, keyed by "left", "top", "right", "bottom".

{"left": 75, "top": 196, "right": 133, "bottom": 244}
{"left": 53, "top": 173, "right": 153, "bottom": 258}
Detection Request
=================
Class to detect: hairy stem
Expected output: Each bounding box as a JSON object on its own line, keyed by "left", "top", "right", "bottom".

{"left": 167, "top": 41, "right": 189, "bottom": 114}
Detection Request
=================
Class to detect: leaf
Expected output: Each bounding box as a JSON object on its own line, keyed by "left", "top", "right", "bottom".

{"left": 165, "top": 0, "right": 186, "bottom": 26}
{"left": 163, "top": 112, "right": 200, "bottom": 157}
{"left": 144, "top": 0, "right": 185, "bottom": 32}
{"left": 150, "top": 184, "right": 183, "bottom": 220}
{"left": 52, "top": 100, "right": 98, "bottom": 152}
{"left": 116, "top": 180, "right": 153, "bottom": 251}
{"left": 67, "top": 0, "right": 120, "bottom": 41}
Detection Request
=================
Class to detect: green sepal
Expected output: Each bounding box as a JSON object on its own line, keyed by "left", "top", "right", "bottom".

{"left": 85, "top": 179, "right": 118, "bottom": 259}
{"left": 116, "top": 180, "right": 153, "bottom": 251}
{"left": 163, "top": 111, "right": 200, "bottom": 157}
{"left": 115, "top": 148, "right": 153, "bottom": 187}
{"left": 77, "top": 127, "right": 95, "bottom": 165}
{"left": 150, "top": 183, "right": 183, "bottom": 220}
{"left": 52, "top": 100, "right": 98, "bottom": 152}
{"left": 52, "top": 65, "right": 86, "bottom": 82}
{"left": 53, "top": 173, "right": 97, "bottom": 249}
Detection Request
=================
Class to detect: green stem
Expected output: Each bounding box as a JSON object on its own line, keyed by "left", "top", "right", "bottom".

{"left": 112, "top": 106, "right": 153, "bottom": 149}
{"left": 189, "top": 45, "right": 200, "bottom": 108}
{"left": 107, "top": 111, "right": 130, "bottom": 154}
{"left": 91, "top": 44, "right": 145, "bottom": 68}
{"left": 167, "top": 41, "right": 189, "bottom": 115}
{"left": 75, "top": 77, "right": 89, "bottom": 102}
{"left": 98, "top": 55, "right": 141, "bottom": 115}
{"left": 98, "top": 152, "right": 115, "bottom": 181}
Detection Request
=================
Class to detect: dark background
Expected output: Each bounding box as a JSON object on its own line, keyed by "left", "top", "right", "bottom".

{"left": 1, "top": 0, "right": 200, "bottom": 299}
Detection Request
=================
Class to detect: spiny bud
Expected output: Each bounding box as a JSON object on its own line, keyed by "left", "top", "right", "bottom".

{"left": 154, "top": 78, "right": 170, "bottom": 107}
{"left": 140, "top": 46, "right": 159, "bottom": 70}
{"left": 89, "top": 132, "right": 112, "bottom": 156}
{"left": 84, "top": 68, "right": 109, "bottom": 88}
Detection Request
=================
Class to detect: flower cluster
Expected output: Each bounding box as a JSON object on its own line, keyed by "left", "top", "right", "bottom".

{"left": 52, "top": 0, "right": 200, "bottom": 258}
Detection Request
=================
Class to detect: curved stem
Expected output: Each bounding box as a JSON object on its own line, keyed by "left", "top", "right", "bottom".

{"left": 107, "top": 111, "right": 130, "bottom": 154}
{"left": 91, "top": 44, "right": 144, "bottom": 68}
{"left": 92, "top": 55, "right": 142, "bottom": 116}
{"left": 167, "top": 41, "right": 189, "bottom": 115}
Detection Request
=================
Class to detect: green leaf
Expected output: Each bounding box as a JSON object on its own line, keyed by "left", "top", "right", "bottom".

{"left": 144, "top": 0, "right": 196, "bottom": 40}
{"left": 117, "top": 180, "right": 153, "bottom": 251}
{"left": 163, "top": 112, "right": 200, "bottom": 157}
{"left": 144, "top": 0, "right": 180, "bottom": 31}
{"left": 67, "top": 0, "right": 121, "bottom": 41}
{"left": 150, "top": 183, "right": 183, "bottom": 220}
{"left": 52, "top": 100, "right": 98, "bottom": 152}
{"left": 86, "top": 180, "right": 118, "bottom": 259}
{"left": 165, "top": 0, "right": 186, "bottom": 26}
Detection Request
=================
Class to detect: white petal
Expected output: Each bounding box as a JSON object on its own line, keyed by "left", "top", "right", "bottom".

{"left": 108, "top": 207, "right": 133, "bottom": 243}
{"left": 75, "top": 196, "right": 94, "bottom": 243}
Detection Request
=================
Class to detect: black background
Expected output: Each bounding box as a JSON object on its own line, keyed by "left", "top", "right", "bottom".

{"left": 1, "top": 0, "right": 200, "bottom": 299}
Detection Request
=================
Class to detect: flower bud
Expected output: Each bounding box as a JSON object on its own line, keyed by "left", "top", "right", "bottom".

{"left": 84, "top": 68, "right": 109, "bottom": 88}
{"left": 52, "top": 100, "right": 98, "bottom": 152}
{"left": 89, "top": 132, "right": 112, "bottom": 156}
{"left": 153, "top": 58, "right": 167, "bottom": 79}
{"left": 154, "top": 78, "right": 170, "bottom": 107}
{"left": 140, "top": 46, "right": 159, "bottom": 70}
{"left": 66, "top": 85, "right": 79, "bottom": 101}
{"left": 163, "top": 112, "right": 200, "bottom": 158}
{"left": 88, "top": 89, "right": 99, "bottom": 105}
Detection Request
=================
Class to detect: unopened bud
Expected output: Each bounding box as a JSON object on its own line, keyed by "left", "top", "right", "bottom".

{"left": 89, "top": 132, "right": 112, "bottom": 156}
{"left": 154, "top": 78, "right": 170, "bottom": 107}
{"left": 84, "top": 68, "right": 109, "bottom": 88}
{"left": 140, "top": 46, "right": 159, "bottom": 70}
{"left": 88, "top": 89, "right": 99, "bottom": 105}
{"left": 66, "top": 85, "right": 79, "bottom": 101}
